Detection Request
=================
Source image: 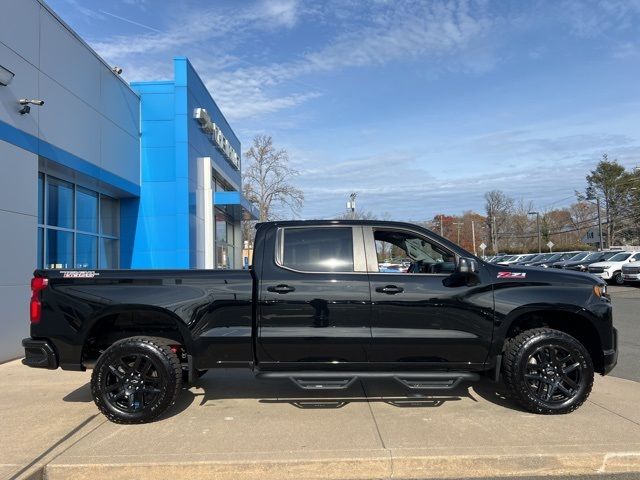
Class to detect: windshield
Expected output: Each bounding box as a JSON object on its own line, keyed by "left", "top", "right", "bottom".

{"left": 609, "top": 253, "right": 631, "bottom": 262}
{"left": 567, "top": 252, "right": 589, "bottom": 261}
{"left": 584, "top": 252, "right": 603, "bottom": 261}
{"left": 544, "top": 254, "right": 562, "bottom": 262}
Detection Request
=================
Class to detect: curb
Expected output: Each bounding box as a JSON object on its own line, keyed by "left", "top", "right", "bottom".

{"left": 41, "top": 451, "right": 640, "bottom": 480}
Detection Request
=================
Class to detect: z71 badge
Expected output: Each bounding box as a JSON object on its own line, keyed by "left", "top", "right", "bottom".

{"left": 497, "top": 271, "right": 526, "bottom": 279}
{"left": 61, "top": 271, "right": 100, "bottom": 278}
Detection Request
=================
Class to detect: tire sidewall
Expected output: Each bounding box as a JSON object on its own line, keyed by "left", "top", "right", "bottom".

{"left": 512, "top": 332, "right": 593, "bottom": 413}
{"left": 91, "top": 340, "right": 178, "bottom": 423}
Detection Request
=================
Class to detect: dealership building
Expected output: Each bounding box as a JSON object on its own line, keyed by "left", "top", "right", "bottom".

{"left": 0, "top": 0, "right": 256, "bottom": 361}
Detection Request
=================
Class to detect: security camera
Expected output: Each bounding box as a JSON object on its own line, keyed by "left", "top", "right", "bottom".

{"left": 19, "top": 98, "right": 45, "bottom": 106}
{"left": 112, "top": 66, "right": 123, "bottom": 75}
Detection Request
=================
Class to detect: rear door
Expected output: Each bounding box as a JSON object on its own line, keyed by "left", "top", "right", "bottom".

{"left": 257, "top": 225, "right": 371, "bottom": 366}
{"left": 363, "top": 225, "right": 495, "bottom": 368}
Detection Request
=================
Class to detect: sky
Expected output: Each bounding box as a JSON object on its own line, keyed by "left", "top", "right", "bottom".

{"left": 47, "top": 0, "right": 640, "bottom": 221}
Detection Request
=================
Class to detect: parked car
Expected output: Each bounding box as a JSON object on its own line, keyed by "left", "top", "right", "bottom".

{"left": 524, "top": 253, "right": 557, "bottom": 266}
{"left": 513, "top": 253, "right": 544, "bottom": 265}
{"left": 23, "top": 220, "right": 617, "bottom": 423}
{"left": 552, "top": 251, "right": 591, "bottom": 269}
{"left": 588, "top": 251, "right": 640, "bottom": 285}
{"left": 622, "top": 261, "right": 640, "bottom": 283}
{"left": 497, "top": 254, "right": 534, "bottom": 265}
{"left": 533, "top": 252, "right": 581, "bottom": 268}
{"left": 563, "top": 251, "right": 619, "bottom": 272}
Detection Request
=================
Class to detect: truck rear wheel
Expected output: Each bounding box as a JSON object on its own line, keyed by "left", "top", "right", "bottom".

{"left": 502, "top": 328, "right": 594, "bottom": 414}
{"left": 91, "top": 337, "right": 182, "bottom": 424}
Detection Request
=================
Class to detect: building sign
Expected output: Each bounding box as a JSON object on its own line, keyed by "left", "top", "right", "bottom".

{"left": 193, "top": 108, "right": 240, "bottom": 170}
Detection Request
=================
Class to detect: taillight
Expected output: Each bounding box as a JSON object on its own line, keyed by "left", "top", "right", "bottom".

{"left": 30, "top": 277, "right": 48, "bottom": 324}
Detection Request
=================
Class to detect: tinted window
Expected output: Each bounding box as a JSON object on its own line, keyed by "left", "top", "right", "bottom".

{"left": 282, "top": 227, "right": 354, "bottom": 272}
{"left": 47, "top": 177, "right": 74, "bottom": 228}
{"left": 76, "top": 234, "right": 98, "bottom": 268}
{"left": 46, "top": 230, "right": 73, "bottom": 269}
{"left": 76, "top": 188, "right": 98, "bottom": 233}
{"left": 99, "top": 195, "right": 119, "bottom": 236}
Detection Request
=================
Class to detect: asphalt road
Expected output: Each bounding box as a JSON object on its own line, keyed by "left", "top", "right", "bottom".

{"left": 608, "top": 285, "right": 640, "bottom": 383}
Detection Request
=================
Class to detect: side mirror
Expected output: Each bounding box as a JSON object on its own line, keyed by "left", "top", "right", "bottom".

{"left": 457, "top": 257, "right": 479, "bottom": 274}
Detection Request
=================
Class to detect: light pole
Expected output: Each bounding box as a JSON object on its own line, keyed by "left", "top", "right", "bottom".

{"left": 528, "top": 211, "right": 541, "bottom": 254}
{"left": 471, "top": 220, "right": 477, "bottom": 256}
{"left": 346, "top": 193, "right": 357, "bottom": 219}
{"left": 453, "top": 222, "right": 464, "bottom": 245}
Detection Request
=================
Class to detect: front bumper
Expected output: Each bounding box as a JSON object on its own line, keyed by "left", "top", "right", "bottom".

{"left": 590, "top": 271, "right": 612, "bottom": 280}
{"left": 22, "top": 338, "right": 58, "bottom": 369}
{"left": 602, "top": 328, "right": 618, "bottom": 375}
{"left": 623, "top": 273, "right": 640, "bottom": 282}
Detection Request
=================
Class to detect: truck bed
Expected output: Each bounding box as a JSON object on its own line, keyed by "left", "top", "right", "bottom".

{"left": 32, "top": 269, "right": 254, "bottom": 370}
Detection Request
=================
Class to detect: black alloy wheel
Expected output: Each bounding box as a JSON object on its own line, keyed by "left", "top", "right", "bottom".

{"left": 502, "top": 328, "right": 594, "bottom": 414}
{"left": 524, "top": 344, "right": 583, "bottom": 404}
{"left": 102, "top": 353, "right": 162, "bottom": 412}
{"left": 91, "top": 337, "right": 182, "bottom": 424}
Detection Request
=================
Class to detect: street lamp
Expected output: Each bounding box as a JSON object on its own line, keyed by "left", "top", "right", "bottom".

{"left": 528, "top": 212, "right": 541, "bottom": 254}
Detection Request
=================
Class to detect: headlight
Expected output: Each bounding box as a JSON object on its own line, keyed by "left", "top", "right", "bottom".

{"left": 593, "top": 284, "right": 608, "bottom": 298}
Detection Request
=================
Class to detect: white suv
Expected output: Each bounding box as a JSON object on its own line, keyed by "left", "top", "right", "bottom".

{"left": 622, "top": 261, "right": 640, "bottom": 283}
{"left": 587, "top": 251, "right": 640, "bottom": 285}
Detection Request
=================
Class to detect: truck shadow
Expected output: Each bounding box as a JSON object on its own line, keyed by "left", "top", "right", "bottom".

{"left": 62, "top": 370, "right": 524, "bottom": 419}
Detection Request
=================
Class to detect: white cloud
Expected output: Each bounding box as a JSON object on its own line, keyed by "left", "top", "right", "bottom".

{"left": 84, "top": 1, "right": 499, "bottom": 121}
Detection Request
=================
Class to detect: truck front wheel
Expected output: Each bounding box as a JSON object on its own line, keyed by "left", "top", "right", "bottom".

{"left": 91, "top": 337, "right": 182, "bottom": 424}
{"left": 502, "top": 328, "right": 594, "bottom": 414}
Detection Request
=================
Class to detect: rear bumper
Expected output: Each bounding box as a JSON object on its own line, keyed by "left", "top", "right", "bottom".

{"left": 602, "top": 328, "right": 618, "bottom": 375}
{"left": 22, "top": 338, "right": 58, "bottom": 369}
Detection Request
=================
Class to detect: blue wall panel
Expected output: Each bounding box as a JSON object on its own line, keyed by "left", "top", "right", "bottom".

{"left": 130, "top": 57, "right": 247, "bottom": 269}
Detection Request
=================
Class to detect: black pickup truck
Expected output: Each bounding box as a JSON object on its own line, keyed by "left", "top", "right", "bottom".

{"left": 23, "top": 220, "right": 617, "bottom": 423}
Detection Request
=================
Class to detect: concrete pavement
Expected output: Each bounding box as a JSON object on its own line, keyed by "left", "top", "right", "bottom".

{"left": 1, "top": 360, "right": 640, "bottom": 480}
{"left": 2, "top": 286, "right": 639, "bottom": 480}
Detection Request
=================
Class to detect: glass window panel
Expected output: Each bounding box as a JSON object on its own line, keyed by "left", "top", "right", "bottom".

{"left": 76, "top": 188, "right": 98, "bottom": 233}
{"left": 216, "top": 216, "right": 227, "bottom": 243}
{"left": 38, "top": 173, "right": 44, "bottom": 224}
{"left": 76, "top": 234, "right": 97, "bottom": 269}
{"left": 216, "top": 244, "right": 230, "bottom": 269}
{"left": 100, "top": 238, "right": 118, "bottom": 269}
{"left": 227, "top": 222, "right": 234, "bottom": 244}
{"left": 100, "top": 196, "right": 119, "bottom": 236}
{"left": 46, "top": 229, "right": 73, "bottom": 269}
{"left": 37, "top": 227, "right": 43, "bottom": 269}
{"left": 47, "top": 177, "right": 74, "bottom": 228}
{"left": 282, "top": 227, "right": 354, "bottom": 272}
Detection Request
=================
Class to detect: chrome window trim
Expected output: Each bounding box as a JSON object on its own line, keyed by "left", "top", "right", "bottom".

{"left": 274, "top": 225, "right": 367, "bottom": 274}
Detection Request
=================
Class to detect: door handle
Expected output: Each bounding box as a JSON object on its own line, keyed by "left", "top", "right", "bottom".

{"left": 267, "top": 284, "right": 296, "bottom": 294}
{"left": 376, "top": 285, "right": 404, "bottom": 294}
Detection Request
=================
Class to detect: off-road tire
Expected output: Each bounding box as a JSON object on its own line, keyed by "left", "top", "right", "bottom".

{"left": 502, "top": 328, "right": 594, "bottom": 414}
{"left": 91, "top": 337, "right": 182, "bottom": 424}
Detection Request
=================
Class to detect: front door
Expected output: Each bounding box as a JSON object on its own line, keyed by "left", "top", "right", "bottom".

{"left": 257, "top": 225, "right": 371, "bottom": 366}
{"left": 364, "top": 226, "right": 494, "bottom": 369}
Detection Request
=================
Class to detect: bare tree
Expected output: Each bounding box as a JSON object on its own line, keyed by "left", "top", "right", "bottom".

{"left": 484, "top": 190, "right": 514, "bottom": 254}
{"left": 242, "top": 135, "right": 304, "bottom": 242}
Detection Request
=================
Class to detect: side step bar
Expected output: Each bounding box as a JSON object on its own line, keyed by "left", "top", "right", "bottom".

{"left": 256, "top": 371, "right": 480, "bottom": 391}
